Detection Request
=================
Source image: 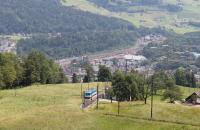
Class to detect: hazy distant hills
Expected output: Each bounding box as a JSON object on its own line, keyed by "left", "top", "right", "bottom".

{"left": 0, "top": 0, "right": 139, "bottom": 58}
{"left": 0, "top": 0, "right": 186, "bottom": 59}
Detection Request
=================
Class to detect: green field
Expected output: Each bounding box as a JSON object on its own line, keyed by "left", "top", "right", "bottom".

{"left": 62, "top": 0, "right": 200, "bottom": 33}
{"left": 0, "top": 35, "right": 28, "bottom": 42}
{"left": 0, "top": 83, "right": 200, "bottom": 130}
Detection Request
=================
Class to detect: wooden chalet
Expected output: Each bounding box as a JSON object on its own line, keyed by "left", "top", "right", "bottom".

{"left": 185, "top": 91, "right": 200, "bottom": 105}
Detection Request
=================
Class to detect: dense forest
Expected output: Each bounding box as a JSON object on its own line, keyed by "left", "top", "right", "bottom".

{"left": 17, "top": 27, "right": 170, "bottom": 59}
{"left": 0, "top": 51, "right": 67, "bottom": 89}
{"left": 0, "top": 0, "right": 147, "bottom": 59}
{"left": 0, "top": 0, "right": 175, "bottom": 59}
{"left": 0, "top": 0, "right": 134, "bottom": 34}
{"left": 17, "top": 31, "right": 138, "bottom": 59}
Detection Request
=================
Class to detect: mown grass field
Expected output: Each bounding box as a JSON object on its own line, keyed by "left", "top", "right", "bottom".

{"left": 61, "top": 0, "right": 200, "bottom": 33}
{"left": 0, "top": 83, "right": 200, "bottom": 130}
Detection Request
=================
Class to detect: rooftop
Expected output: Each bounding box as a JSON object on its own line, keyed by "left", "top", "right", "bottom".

{"left": 124, "top": 54, "right": 147, "bottom": 61}
{"left": 194, "top": 91, "right": 200, "bottom": 96}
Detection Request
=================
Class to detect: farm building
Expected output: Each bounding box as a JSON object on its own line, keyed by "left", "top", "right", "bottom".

{"left": 185, "top": 91, "right": 200, "bottom": 105}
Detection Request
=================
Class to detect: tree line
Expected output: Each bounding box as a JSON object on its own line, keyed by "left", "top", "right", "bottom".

{"left": 175, "top": 67, "right": 196, "bottom": 88}
{"left": 0, "top": 50, "right": 67, "bottom": 89}
{"left": 72, "top": 65, "right": 187, "bottom": 103}
{"left": 111, "top": 70, "right": 182, "bottom": 104}
{"left": 72, "top": 65, "right": 112, "bottom": 83}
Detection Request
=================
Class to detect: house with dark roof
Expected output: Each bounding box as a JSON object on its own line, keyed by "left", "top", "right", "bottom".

{"left": 185, "top": 91, "right": 200, "bottom": 105}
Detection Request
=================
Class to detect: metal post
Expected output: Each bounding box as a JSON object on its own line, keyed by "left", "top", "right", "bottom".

{"left": 190, "top": 70, "right": 191, "bottom": 90}
{"left": 125, "top": 59, "right": 128, "bottom": 75}
{"left": 82, "top": 91, "right": 85, "bottom": 109}
{"left": 81, "top": 82, "right": 83, "bottom": 99}
{"left": 151, "top": 77, "right": 154, "bottom": 119}
{"left": 118, "top": 100, "right": 120, "bottom": 115}
{"left": 97, "top": 83, "right": 99, "bottom": 109}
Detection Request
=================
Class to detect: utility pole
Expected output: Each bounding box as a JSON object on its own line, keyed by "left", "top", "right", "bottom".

{"left": 187, "top": 47, "right": 192, "bottom": 94}
{"left": 144, "top": 66, "right": 150, "bottom": 104}
{"left": 96, "top": 83, "right": 99, "bottom": 110}
{"left": 166, "top": 45, "right": 169, "bottom": 73}
{"left": 80, "top": 75, "right": 84, "bottom": 110}
{"left": 150, "top": 76, "right": 154, "bottom": 119}
{"left": 118, "top": 99, "right": 120, "bottom": 116}
{"left": 82, "top": 91, "right": 85, "bottom": 110}
{"left": 81, "top": 79, "right": 83, "bottom": 99}
{"left": 125, "top": 59, "right": 128, "bottom": 75}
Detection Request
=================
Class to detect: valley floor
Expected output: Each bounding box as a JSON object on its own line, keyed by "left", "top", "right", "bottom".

{"left": 0, "top": 83, "right": 199, "bottom": 130}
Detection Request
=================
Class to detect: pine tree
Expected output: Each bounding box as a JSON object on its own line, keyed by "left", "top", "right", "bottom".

{"left": 72, "top": 73, "right": 79, "bottom": 83}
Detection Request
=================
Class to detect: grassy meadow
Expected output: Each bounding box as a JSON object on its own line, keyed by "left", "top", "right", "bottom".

{"left": 0, "top": 83, "right": 199, "bottom": 130}
{"left": 61, "top": 0, "right": 200, "bottom": 33}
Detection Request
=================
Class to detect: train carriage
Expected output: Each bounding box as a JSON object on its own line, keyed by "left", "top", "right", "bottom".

{"left": 84, "top": 88, "right": 97, "bottom": 100}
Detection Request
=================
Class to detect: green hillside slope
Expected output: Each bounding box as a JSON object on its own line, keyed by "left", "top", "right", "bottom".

{"left": 62, "top": 0, "right": 200, "bottom": 33}
{"left": 0, "top": 0, "right": 146, "bottom": 58}
{"left": 0, "top": 0, "right": 135, "bottom": 34}
{"left": 0, "top": 83, "right": 199, "bottom": 130}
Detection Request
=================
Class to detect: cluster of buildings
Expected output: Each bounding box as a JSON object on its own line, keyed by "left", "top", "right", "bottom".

{"left": 91, "top": 54, "right": 148, "bottom": 73}
{"left": 59, "top": 54, "right": 154, "bottom": 82}
{"left": 0, "top": 38, "right": 16, "bottom": 53}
